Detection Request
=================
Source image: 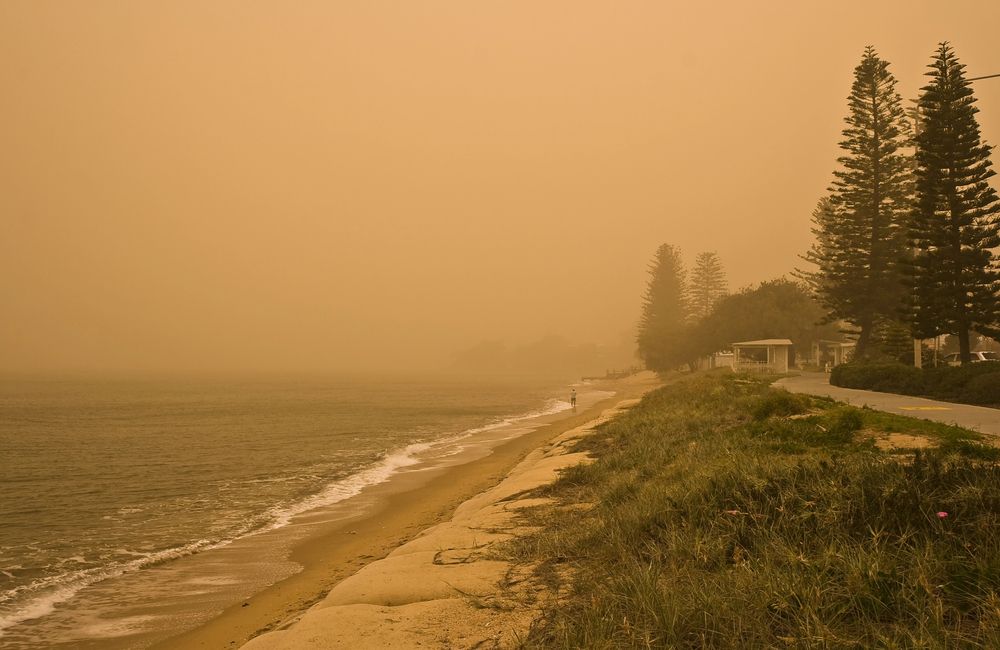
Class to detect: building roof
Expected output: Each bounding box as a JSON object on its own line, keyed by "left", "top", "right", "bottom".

{"left": 732, "top": 339, "right": 794, "bottom": 346}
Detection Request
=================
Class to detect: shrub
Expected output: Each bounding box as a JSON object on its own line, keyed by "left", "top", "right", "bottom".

{"left": 831, "top": 361, "right": 1000, "bottom": 406}
{"left": 831, "top": 362, "right": 924, "bottom": 394}
{"left": 965, "top": 371, "right": 1000, "bottom": 406}
{"left": 922, "top": 362, "right": 1000, "bottom": 398}
{"left": 827, "top": 406, "right": 863, "bottom": 437}
{"left": 828, "top": 362, "right": 856, "bottom": 386}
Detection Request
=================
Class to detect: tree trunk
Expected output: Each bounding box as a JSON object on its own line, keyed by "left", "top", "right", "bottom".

{"left": 959, "top": 327, "right": 972, "bottom": 365}
{"left": 856, "top": 316, "right": 874, "bottom": 358}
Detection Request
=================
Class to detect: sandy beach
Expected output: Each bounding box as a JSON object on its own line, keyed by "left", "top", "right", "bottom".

{"left": 155, "top": 372, "right": 660, "bottom": 650}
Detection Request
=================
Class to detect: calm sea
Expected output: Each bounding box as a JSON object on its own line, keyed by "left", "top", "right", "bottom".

{"left": 0, "top": 374, "right": 586, "bottom": 648}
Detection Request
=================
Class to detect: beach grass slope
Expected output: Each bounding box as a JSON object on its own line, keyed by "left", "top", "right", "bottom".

{"left": 510, "top": 372, "right": 1000, "bottom": 648}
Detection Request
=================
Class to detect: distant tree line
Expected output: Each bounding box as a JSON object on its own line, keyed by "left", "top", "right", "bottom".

{"left": 635, "top": 245, "right": 839, "bottom": 372}
{"left": 799, "top": 43, "right": 1000, "bottom": 365}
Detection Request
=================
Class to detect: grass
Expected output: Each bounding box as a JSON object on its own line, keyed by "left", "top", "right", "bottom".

{"left": 506, "top": 373, "right": 1000, "bottom": 648}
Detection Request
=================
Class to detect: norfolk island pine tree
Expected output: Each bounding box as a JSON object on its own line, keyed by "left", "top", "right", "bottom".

{"left": 636, "top": 244, "right": 689, "bottom": 372}
{"left": 907, "top": 43, "right": 1000, "bottom": 364}
{"left": 800, "top": 46, "right": 913, "bottom": 357}
{"left": 689, "top": 251, "right": 728, "bottom": 321}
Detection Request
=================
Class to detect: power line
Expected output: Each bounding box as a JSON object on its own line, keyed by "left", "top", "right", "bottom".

{"left": 969, "top": 73, "right": 1000, "bottom": 81}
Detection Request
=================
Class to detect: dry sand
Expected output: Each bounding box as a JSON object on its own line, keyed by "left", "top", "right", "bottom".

{"left": 156, "top": 372, "right": 660, "bottom": 650}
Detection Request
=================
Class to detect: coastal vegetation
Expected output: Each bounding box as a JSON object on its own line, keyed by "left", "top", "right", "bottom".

{"left": 508, "top": 373, "right": 1000, "bottom": 647}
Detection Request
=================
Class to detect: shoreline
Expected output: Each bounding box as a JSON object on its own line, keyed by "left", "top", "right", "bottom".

{"left": 155, "top": 372, "right": 661, "bottom": 649}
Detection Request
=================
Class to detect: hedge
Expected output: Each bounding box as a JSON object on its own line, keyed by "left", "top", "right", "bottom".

{"left": 830, "top": 361, "right": 1000, "bottom": 406}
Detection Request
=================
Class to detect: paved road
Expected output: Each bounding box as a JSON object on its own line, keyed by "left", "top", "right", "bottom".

{"left": 774, "top": 372, "right": 1000, "bottom": 437}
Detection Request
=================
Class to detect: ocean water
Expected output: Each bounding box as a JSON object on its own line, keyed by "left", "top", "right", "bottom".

{"left": 0, "top": 374, "right": 590, "bottom": 648}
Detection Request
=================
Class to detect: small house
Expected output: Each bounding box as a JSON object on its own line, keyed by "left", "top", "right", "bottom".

{"left": 696, "top": 351, "right": 735, "bottom": 370}
{"left": 731, "top": 339, "right": 794, "bottom": 373}
{"left": 811, "top": 340, "right": 855, "bottom": 369}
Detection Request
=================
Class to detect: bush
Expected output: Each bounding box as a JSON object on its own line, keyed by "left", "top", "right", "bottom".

{"left": 831, "top": 361, "right": 1000, "bottom": 406}
{"left": 830, "top": 362, "right": 924, "bottom": 394}
{"left": 965, "top": 371, "right": 1000, "bottom": 406}
{"left": 827, "top": 406, "right": 864, "bottom": 437}
{"left": 923, "top": 362, "right": 993, "bottom": 397}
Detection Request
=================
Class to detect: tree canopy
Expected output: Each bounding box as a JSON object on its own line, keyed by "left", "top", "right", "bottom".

{"left": 686, "top": 279, "right": 840, "bottom": 361}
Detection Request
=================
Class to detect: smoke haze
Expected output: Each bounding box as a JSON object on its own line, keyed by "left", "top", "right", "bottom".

{"left": 2, "top": 1, "right": 998, "bottom": 373}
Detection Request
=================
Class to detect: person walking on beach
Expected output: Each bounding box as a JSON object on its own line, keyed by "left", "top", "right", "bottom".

{"left": 570, "top": 388, "right": 577, "bottom": 409}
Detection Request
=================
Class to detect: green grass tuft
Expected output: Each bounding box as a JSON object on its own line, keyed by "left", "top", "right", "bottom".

{"left": 751, "top": 389, "right": 811, "bottom": 420}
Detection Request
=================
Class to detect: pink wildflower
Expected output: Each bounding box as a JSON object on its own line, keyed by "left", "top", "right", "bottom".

{"left": 936, "top": 511, "right": 948, "bottom": 518}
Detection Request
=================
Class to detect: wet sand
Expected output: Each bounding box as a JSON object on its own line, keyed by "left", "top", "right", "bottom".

{"left": 155, "top": 372, "right": 660, "bottom": 649}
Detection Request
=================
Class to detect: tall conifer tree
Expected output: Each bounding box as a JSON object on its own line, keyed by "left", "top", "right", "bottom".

{"left": 689, "top": 251, "right": 728, "bottom": 319}
{"left": 907, "top": 43, "right": 1000, "bottom": 363}
{"left": 636, "top": 244, "right": 688, "bottom": 371}
{"left": 800, "top": 47, "right": 913, "bottom": 355}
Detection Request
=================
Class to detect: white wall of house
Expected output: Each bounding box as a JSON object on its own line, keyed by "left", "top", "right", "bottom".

{"left": 772, "top": 345, "right": 788, "bottom": 373}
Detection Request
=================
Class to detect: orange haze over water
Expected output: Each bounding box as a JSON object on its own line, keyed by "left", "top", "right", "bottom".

{"left": 2, "top": 1, "right": 998, "bottom": 374}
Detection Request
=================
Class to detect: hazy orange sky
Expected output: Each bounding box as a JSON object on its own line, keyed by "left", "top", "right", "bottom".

{"left": 2, "top": 1, "right": 999, "bottom": 374}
